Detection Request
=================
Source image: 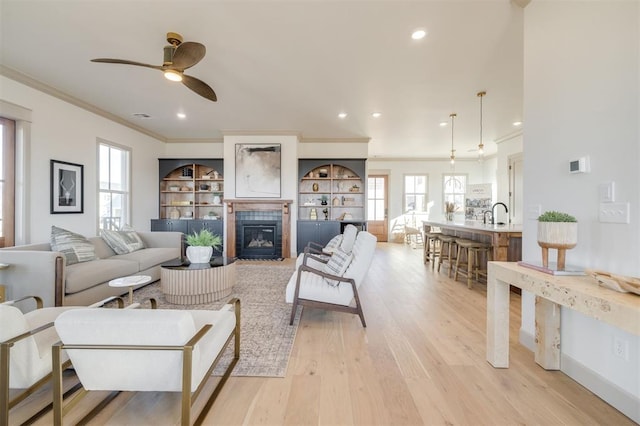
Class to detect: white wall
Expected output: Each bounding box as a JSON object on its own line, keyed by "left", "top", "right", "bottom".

{"left": 494, "top": 134, "right": 523, "bottom": 223}
{"left": 0, "top": 76, "right": 165, "bottom": 242}
{"left": 163, "top": 142, "right": 224, "bottom": 159}
{"left": 523, "top": 2, "right": 639, "bottom": 420}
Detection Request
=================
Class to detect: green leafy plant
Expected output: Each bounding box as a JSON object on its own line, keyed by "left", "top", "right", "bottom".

{"left": 318, "top": 195, "right": 328, "bottom": 202}
{"left": 185, "top": 229, "right": 222, "bottom": 248}
{"left": 538, "top": 211, "right": 577, "bottom": 222}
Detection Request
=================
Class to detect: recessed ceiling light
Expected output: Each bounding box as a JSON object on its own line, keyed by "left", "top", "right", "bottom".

{"left": 513, "top": 121, "right": 523, "bottom": 126}
{"left": 411, "top": 29, "right": 427, "bottom": 40}
{"left": 372, "top": 112, "right": 381, "bottom": 118}
{"left": 439, "top": 121, "right": 448, "bottom": 127}
{"left": 177, "top": 113, "right": 186, "bottom": 119}
{"left": 338, "top": 112, "right": 348, "bottom": 119}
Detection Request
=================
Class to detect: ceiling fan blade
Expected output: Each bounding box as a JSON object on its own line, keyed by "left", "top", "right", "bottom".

{"left": 91, "top": 58, "right": 163, "bottom": 71}
{"left": 182, "top": 74, "right": 217, "bottom": 102}
{"left": 170, "top": 42, "right": 206, "bottom": 70}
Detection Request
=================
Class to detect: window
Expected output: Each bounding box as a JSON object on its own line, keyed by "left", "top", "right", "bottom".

{"left": 0, "top": 117, "right": 15, "bottom": 247}
{"left": 442, "top": 174, "right": 467, "bottom": 212}
{"left": 98, "top": 142, "right": 130, "bottom": 231}
{"left": 403, "top": 175, "right": 428, "bottom": 213}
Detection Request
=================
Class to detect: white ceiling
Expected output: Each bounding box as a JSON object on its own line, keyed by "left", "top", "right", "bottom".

{"left": 0, "top": 0, "right": 524, "bottom": 159}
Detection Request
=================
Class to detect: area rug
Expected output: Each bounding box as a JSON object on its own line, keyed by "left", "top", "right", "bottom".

{"left": 128, "top": 263, "right": 299, "bottom": 377}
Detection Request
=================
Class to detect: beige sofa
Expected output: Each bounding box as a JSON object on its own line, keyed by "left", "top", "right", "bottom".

{"left": 0, "top": 232, "right": 182, "bottom": 307}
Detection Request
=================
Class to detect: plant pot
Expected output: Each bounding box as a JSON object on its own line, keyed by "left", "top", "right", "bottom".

{"left": 537, "top": 222, "right": 577, "bottom": 270}
{"left": 186, "top": 246, "right": 213, "bottom": 264}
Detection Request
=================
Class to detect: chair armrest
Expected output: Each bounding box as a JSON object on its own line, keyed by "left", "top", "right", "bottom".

{"left": 298, "top": 264, "right": 355, "bottom": 286}
{"left": 304, "top": 241, "right": 325, "bottom": 255}
{"left": 1, "top": 295, "right": 44, "bottom": 309}
{"left": 89, "top": 296, "right": 125, "bottom": 308}
{"left": 302, "top": 252, "right": 329, "bottom": 267}
{"left": 126, "top": 297, "right": 158, "bottom": 310}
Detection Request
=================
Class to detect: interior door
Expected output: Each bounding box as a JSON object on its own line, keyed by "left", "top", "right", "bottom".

{"left": 509, "top": 154, "right": 523, "bottom": 224}
{"left": 366, "top": 175, "right": 388, "bottom": 242}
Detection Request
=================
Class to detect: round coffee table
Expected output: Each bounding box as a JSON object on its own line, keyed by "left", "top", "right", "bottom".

{"left": 160, "top": 257, "right": 236, "bottom": 305}
{"left": 108, "top": 275, "right": 152, "bottom": 304}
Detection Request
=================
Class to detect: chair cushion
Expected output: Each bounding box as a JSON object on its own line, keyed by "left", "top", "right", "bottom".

{"left": 323, "top": 248, "right": 353, "bottom": 287}
{"left": 285, "top": 270, "right": 355, "bottom": 306}
{"left": 101, "top": 228, "right": 145, "bottom": 255}
{"left": 322, "top": 234, "right": 343, "bottom": 254}
{"left": 340, "top": 224, "right": 358, "bottom": 253}
{"left": 50, "top": 226, "right": 96, "bottom": 265}
{"left": 55, "top": 307, "right": 236, "bottom": 392}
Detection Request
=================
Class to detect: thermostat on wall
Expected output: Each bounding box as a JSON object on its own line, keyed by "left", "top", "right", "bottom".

{"left": 569, "top": 156, "right": 590, "bottom": 174}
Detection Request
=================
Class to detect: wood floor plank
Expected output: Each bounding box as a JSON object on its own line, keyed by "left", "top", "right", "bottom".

{"left": 10, "top": 242, "right": 635, "bottom": 425}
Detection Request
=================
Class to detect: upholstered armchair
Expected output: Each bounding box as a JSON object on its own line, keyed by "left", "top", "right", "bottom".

{"left": 52, "top": 298, "right": 241, "bottom": 426}
{"left": 286, "top": 231, "right": 377, "bottom": 327}
{"left": 0, "top": 295, "right": 124, "bottom": 426}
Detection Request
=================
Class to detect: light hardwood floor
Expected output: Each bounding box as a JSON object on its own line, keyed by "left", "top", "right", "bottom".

{"left": 12, "top": 242, "right": 634, "bottom": 425}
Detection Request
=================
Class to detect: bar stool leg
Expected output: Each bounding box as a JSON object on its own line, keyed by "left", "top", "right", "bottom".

{"left": 467, "top": 248, "right": 473, "bottom": 289}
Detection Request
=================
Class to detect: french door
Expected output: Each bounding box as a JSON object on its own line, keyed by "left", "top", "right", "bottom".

{"left": 367, "top": 175, "right": 388, "bottom": 242}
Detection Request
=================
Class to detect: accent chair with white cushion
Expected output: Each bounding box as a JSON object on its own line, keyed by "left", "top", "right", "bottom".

{"left": 0, "top": 295, "right": 123, "bottom": 426}
{"left": 52, "top": 298, "right": 241, "bottom": 426}
{"left": 286, "top": 231, "right": 377, "bottom": 327}
{"left": 294, "top": 223, "right": 359, "bottom": 270}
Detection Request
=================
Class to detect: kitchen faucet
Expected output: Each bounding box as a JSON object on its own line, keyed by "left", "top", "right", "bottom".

{"left": 491, "top": 202, "right": 508, "bottom": 225}
{"left": 482, "top": 210, "right": 492, "bottom": 225}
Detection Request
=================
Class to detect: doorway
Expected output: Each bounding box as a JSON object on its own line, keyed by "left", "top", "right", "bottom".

{"left": 367, "top": 175, "right": 388, "bottom": 242}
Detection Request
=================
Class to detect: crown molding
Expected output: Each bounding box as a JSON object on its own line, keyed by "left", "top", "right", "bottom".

{"left": 220, "top": 130, "right": 301, "bottom": 138}
{"left": 299, "top": 137, "right": 370, "bottom": 144}
{"left": 165, "top": 138, "right": 223, "bottom": 144}
{"left": 0, "top": 65, "right": 168, "bottom": 142}
{"left": 494, "top": 129, "right": 523, "bottom": 144}
{"left": 368, "top": 155, "right": 497, "bottom": 162}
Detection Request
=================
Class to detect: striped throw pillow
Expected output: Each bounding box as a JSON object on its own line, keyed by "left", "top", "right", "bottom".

{"left": 323, "top": 247, "right": 353, "bottom": 287}
{"left": 322, "top": 234, "right": 343, "bottom": 254}
{"left": 101, "top": 228, "right": 145, "bottom": 255}
{"left": 50, "top": 226, "right": 97, "bottom": 265}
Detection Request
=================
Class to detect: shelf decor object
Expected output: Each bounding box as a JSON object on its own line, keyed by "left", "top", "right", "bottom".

{"left": 537, "top": 211, "right": 577, "bottom": 271}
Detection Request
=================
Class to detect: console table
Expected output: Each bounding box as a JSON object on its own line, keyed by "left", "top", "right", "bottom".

{"left": 487, "top": 262, "right": 640, "bottom": 369}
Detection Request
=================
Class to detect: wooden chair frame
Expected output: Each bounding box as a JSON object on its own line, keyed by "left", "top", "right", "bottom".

{"left": 52, "top": 298, "right": 241, "bottom": 426}
{"left": 290, "top": 253, "right": 366, "bottom": 327}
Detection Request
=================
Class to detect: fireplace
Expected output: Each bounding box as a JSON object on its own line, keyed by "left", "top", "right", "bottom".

{"left": 237, "top": 221, "right": 280, "bottom": 259}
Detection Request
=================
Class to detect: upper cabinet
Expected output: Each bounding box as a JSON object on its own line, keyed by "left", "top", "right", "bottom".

{"left": 298, "top": 159, "right": 366, "bottom": 222}
{"left": 158, "top": 159, "right": 224, "bottom": 221}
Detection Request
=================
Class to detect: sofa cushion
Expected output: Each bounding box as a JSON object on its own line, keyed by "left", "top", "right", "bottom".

{"left": 64, "top": 258, "right": 139, "bottom": 294}
{"left": 322, "top": 234, "right": 343, "bottom": 254}
{"left": 323, "top": 248, "right": 353, "bottom": 287}
{"left": 101, "top": 229, "right": 145, "bottom": 255}
{"left": 50, "top": 226, "right": 96, "bottom": 265}
{"left": 285, "top": 270, "right": 355, "bottom": 306}
{"left": 113, "top": 247, "right": 178, "bottom": 271}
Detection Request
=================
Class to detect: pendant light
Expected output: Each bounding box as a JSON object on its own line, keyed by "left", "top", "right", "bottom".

{"left": 449, "top": 113, "right": 457, "bottom": 165}
{"left": 477, "top": 91, "right": 486, "bottom": 158}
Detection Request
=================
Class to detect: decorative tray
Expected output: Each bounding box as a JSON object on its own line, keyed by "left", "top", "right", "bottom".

{"left": 586, "top": 269, "right": 640, "bottom": 295}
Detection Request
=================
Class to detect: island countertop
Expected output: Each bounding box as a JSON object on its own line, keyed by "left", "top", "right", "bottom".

{"left": 423, "top": 220, "right": 522, "bottom": 262}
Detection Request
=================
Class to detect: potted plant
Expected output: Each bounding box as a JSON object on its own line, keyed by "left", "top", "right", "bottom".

{"left": 537, "top": 210, "right": 577, "bottom": 270}
{"left": 318, "top": 195, "right": 328, "bottom": 205}
{"left": 185, "top": 229, "right": 222, "bottom": 264}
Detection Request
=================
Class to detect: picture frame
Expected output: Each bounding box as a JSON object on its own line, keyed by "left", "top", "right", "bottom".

{"left": 235, "top": 143, "right": 281, "bottom": 198}
{"left": 50, "top": 159, "right": 84, "bottom": 214}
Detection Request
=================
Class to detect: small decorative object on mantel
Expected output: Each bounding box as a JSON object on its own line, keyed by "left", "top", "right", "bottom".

{"left": 586, "top": 269, "right": 640, "bottom": 295}
{"left": 185, "top": 229, "right": 222, "bottom": 264}
{"left": 537, "top": 211, "right": 577, "bottom": 271}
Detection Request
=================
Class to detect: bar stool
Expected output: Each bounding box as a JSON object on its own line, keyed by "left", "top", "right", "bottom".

{"left": 436, "top": 235, "right": 457, "bottom": 278}
{"left": 423, "top": 230, "right": 441, "bottom": 269}
{"left": 453, "top": 239, "right": 492, "bottom": 289}
{"left": 469, "top": 243, "right": 493, "bottom": 284}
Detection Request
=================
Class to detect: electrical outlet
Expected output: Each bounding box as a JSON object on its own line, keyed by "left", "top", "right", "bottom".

{"left": 613, "top": 337, "right": 629, "bottom": 360}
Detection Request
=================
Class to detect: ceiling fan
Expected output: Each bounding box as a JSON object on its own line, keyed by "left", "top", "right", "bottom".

{"left": 91, "top": 32, "right": 217, "bottom": 102}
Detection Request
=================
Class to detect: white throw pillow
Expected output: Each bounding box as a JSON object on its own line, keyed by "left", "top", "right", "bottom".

{"left": 50, "top": 226, "right": 96, "bottom": 265}
{"left": 323, "top": 248, "right": 353, "bottom": 287}
{"left": 340, "top": 224, "right": 358, "bottom": 253}
{"left": 101, "top": 228, "right": 145, "bottom": 255}
{"left": 322, "top": 234, "right": 343, "bottom": 254}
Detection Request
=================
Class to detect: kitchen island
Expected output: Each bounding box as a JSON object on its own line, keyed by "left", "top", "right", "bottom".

{"left": 423, "top": 220, "right": 522, "bottom": 262}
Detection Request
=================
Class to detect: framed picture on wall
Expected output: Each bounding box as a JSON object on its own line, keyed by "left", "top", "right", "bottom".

{"left": 235, "top": 143, "right": 281, "bottom": 198}
{"left": 50, "top": 159, "right": 84, "bottom": 214}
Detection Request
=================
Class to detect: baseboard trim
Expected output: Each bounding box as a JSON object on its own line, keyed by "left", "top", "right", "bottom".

{"left": 561, "top": 353, "right": 639, "bottom": 424}
{"left": 519, "top": 328, "right": 535, "bottom": 351}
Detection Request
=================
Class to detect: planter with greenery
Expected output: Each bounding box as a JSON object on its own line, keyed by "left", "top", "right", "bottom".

{"left": 185, "top": 229, "right": 222, "bottom": 264}
{"left": 537, "top": 211, "right": 577, "bottom": 270}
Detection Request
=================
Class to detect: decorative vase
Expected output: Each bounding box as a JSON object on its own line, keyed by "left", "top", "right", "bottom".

{"left": 537, "top": 222, "right": 578, "bottom": 270}
{"left": 446, "top": 212, "right": 454, "bottom": 221}
{"left": 312, "top": 183, "right": 319, "bottom": 192}
{"left": 186, "top": 246, "right": 213, "bottom": 264}
{"left": 213, "top": 195, "right": 221, "bottom": 205}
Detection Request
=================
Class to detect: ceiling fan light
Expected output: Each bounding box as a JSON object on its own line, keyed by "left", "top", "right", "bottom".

{"left": 164, "top": 69, "right": 183, "bottom": 82}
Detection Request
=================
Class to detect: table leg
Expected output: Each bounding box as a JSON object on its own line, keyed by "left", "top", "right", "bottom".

{"left": 487, "top": 265, "right": 510, "bottom": 368}
{"left": 128, "top": 287, "right": 134, "bottom": 304}
{"left": 535, "top": 296, "right": 561, "bottom": 370}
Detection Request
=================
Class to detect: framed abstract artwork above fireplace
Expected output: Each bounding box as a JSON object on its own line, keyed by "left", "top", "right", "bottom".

{"left": 235, "top": 143, "right": 281, "bottom": 198}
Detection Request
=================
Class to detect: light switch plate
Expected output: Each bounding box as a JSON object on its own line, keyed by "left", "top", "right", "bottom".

{"left": 599, "top": 202, "right": 630, "bottom": 224}
{"left": 599, "top": 182, "right": 615, "bottom": 203}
